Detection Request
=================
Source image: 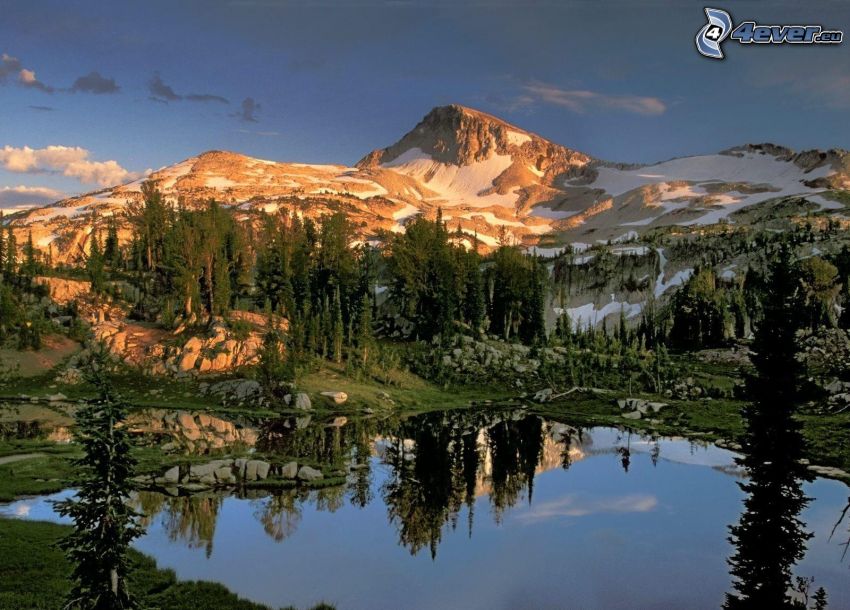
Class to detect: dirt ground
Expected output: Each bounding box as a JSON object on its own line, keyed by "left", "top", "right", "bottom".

{"left": 0, "top": 334, "right": 82, "bottom": 378}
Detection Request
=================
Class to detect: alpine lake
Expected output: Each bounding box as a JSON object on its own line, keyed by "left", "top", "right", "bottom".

{"left": 2, "top": 402, "right": 849, "bottom": 610}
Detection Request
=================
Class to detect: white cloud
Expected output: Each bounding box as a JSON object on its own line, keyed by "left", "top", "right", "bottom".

{"left": 0, "top": 185, "right": 62, "bottom": 210}
{"left": 516, "top": 493, "right": 658, "bottom": 523}
{"left": 522, "top": 81, "right": 666, "bottom": 116}
{"left": 0, "top": 145, "right": 140, "bottom": 187}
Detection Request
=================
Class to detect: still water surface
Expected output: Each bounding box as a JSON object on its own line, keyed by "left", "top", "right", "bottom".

{"left": 2, "top": 407, "right": 849, "bottom": 609}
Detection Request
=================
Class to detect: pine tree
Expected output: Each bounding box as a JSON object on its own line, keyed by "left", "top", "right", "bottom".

{"left": 54, "top": 349, "right": 143, "bottom": 609}
{"left": 725, "top": 247, "right": 812, "bottom": 610}
{"left": 23, "top": 230, "right": 36, "bottom": 276}
{"left": 355, "top": 293, "right": 374, "bottom": 369}
{"left": 87, "top": 230, "right": 106, "bottom": 293}
{"left": 463, "top": 253, "right": 485, "bottom": 333}
{"left": 104, "top": 218, "right": 120, "bottom": 268}
{"left": 5, "top": 226, "right": 16, "bottom": 277}
{"left": 0, "top": 211, "right": 5, "bottom": 277}
{"left": 332, "top": 287, "right": 344, "bottom": 363}
{"left": 257, "top": 329, "right": 294, "bottom": 401}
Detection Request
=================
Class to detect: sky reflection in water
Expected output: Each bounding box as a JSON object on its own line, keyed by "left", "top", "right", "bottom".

{"left": 2, "top": 414, "right": 849, "bottom": 610}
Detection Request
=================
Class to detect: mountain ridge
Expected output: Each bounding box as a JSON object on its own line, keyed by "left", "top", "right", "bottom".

{"left": 6, "top": 104, "right": 850, "bottom": 263}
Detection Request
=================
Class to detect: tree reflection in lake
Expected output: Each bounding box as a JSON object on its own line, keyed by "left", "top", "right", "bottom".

{"left": 724, "top": 402, "right": 814, "bottom": 609}
{"left": 136, "top": 491, "right": 223, "bottom": 558}
{"left": 725, "top": 249, "right": 825, "bottom": 610}
{"left": 380, "top": 410, "right": 580, "bottom": 556}
{"left": 129, "top": 410, "right": 598, "bottom": 558}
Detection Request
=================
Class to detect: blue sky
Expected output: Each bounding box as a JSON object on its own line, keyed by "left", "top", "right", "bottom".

{"left": 1, "top": 0, "right": 849, "bottom": 208}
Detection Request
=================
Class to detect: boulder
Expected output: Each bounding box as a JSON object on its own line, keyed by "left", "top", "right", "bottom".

{"left": 297, "top": 466, "right": 323, "bottom": 481}
{"left": 214, "top": 467, "right": 235, "bottom": 483}
{"left": 281, "top": 461, "right": 299, "bottom": 479}
{"left": 622, "top": 410, "right": 642, "bottom": 420}
{"left": 328, "top": 416, "right": 348, "bottom": 427}
{"left": 294, "top": 393, "right": 312, "bottom": 410}
{"left": 234, "top": 380, "right": 261, "bottom": 400}
{"left": 46, "top": 393, "right": 68, "bottom": 402}
{"left": 533, "top": 388, "right": 553, "bottom": 403}
{"left": 189, "top": 463, "right": 217, "bottom": 479}
{"left": 163, "top": 466, "right": 181, "bottom": 484}
{"left": 245, "top": 460, "right": 270, "bottom": 481}
{"left": 234, "top": 458, "right": 248, "bottom": 478}
{"left": 321, "top": 391, "right": 348, "bottom": 405}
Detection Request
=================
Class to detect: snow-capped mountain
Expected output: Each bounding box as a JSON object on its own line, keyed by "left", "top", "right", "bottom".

{"left": 6, "top": 104, "right": 849, "bottom": 262}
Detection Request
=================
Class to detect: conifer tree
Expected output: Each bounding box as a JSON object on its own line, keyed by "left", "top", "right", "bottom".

{"left": 0, "top": 212, "right": 5, "bottom": 278}
{"left": 104, "top": 218, "right": 120, "bottom": 268}
{"left": 54, "top": 349, "right": 143, "bottom": 610}
{"left": 87, "top": 230, "right": 106, "bottom": 293}
{"left": 355, "top": 292, "right": 374, "bottom": 369}
{"left": 332, "top": 287, "right": 344, "bottom": 363}
{"left": 5, "top": 226, "right": 16, "bottom": 277}
{"left": 23, "top": 230, "right": 36, "bottom": 276}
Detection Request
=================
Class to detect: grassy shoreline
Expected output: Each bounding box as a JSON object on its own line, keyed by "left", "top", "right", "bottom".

{"left": 0, "top": 518, "right": 333, "bottom": 610}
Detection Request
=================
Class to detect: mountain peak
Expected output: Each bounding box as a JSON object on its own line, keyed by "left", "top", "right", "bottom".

{"left": 357, "top": 104, "right": 546, "bottom": 168}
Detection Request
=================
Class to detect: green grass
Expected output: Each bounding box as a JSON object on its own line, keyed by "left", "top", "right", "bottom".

{"left": 0, "top": 518, "right": 334, "bottom": 610}
{"left": 0, "top": 454, "right": 77, "bottom": 503}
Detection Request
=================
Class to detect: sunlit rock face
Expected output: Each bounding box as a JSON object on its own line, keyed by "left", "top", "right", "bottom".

{"left": 34, "top": 276, "right": 91, "bottom": 306}
{"left": 88, "top": 313, "right": 279, "bottom": 376}
{"left": 12, "top": 105, "right": 845, "bottom": 263}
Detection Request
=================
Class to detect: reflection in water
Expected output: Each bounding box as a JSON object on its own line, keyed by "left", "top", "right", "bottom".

{"left": 125, "top": 409, "right": 592, "bottom": 558}
{"left": 126, "top": 409, "right": 258, "bottom": 455}
{"left": 7, "top": 409, "right": 850, "bottom": 609}
{"left": 136, "top": 492, "right": 224, "bottom": 558}
{"left": 724, "top": 404, "right": 813, "bottom": 609}
{"left": 0, "top": 405, "right": 74, "bottom": 443}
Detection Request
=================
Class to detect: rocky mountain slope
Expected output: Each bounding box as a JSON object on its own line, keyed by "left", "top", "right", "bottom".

{"left": 5, "top": 104, "right": 850, "bottom": 262}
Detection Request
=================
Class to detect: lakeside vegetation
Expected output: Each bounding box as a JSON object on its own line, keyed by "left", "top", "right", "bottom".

{"left": 3, "top": 187, "right": 850, "bottom": 607}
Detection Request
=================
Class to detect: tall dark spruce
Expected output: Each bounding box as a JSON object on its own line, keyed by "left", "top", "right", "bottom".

{"left": 55, "top": 350, "right": 143, "bottom": 610}
{"left": 724, "top": 246, "right": 824, "bottom": 609}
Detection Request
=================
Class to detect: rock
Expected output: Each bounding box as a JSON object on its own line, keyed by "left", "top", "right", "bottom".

{"left": 321, "top": 391, "right": 348, "bottom": 405}
{"left": 234, "top": 380, "right": 261, "bottom": 400}
{"left": 163, "top": 466, "right": 181, "bottom": 484}
{"left": 647, "top": 402, "right": 668, "bottom": 413}
{"left": 294, "top": 393, "right": 312, "bottom": 410}
{"left": 255, "top": 461, "right": 270, "bottom": 480}
{"left": 328, "top": 416, "right": 348, "bottom": 427}
{"left": 297, "top": 466, "right": 323, "bottom": 482}
{"left": 808, "top": 465, "right": 850, "bottom": 480}
{"left": 281, "top": 461, "right": 299, "bottom": 479}
{"left": 622, "top": 410, "right": 642, "bottom": 420}
{"left": 234, "top": 458, "right": 248, "bottom": 478}
{"left": 189, "top": 463, "right": 217, "bottom": 479}
{"left": 245, "top": 460, "right": 270, "bottom": 481}
{"left": 214, "top": 467, "right": 235, "bottom": 483}
{"left": 533, "top": 388, "right": 553, "bottom": 403}
{"left": 46, "top": 393, "right": 68, "bottom": 402}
